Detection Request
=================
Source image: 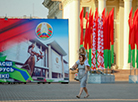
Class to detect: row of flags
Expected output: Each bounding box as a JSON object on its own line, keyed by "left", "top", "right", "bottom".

{"left": 128, "top": 8, "right": 138, "bottom": 68}
{"left": 79, "top": 8, "right": 114, "bottom": 70}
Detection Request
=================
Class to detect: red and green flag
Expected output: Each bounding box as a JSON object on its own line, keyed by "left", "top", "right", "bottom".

{"left": 100, "top": 9, "right": 105, "bottom": 69}
{"left": 103, "top": 9, "right": 114, "bottom": 69}
{"left": 128, "top": 8, "right": 133, "bottom": 63}
{"left": 92, "top": 8, "right": 98, "bottom": 70}
{"left": 80, "top": 7, "right": 84, "bottom": 48}
{"left": 97, "top": 8, "right": 105, "bottom": 69}
{"left": 128, "top": 8, "right": 136, "bottom": 68}
{"left": 135, "top": 9, "right": 138, "bottom": 68}
{"left": 84, "top": 12, "right": 89, "bottom": 51}
{"left": 97, "top": 16, "right": 101, "bottom": 69}
{"left": 95, "top": 8, "right": 98, "bottom": 68}
{"left": 131, "top": 8, "right": 138, "bottom": 68}
{"left": 109, "top": 8, "right": 114, "bottom": 64}
{"left": 88, "top": 9, "right": 92, "bottom": 67}
{"left": 103, "top": 12, "right": 109, "bottom": 69}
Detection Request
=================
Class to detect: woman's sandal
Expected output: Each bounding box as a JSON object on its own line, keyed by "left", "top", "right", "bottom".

{"left": 76, "top": 96, "right": 80, "bottom": 98}
{"left": 84, "top": 94, "right": 89, "bottom": 98}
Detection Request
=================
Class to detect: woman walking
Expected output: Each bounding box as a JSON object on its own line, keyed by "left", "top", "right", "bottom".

{"left": 71, "top": 53, "right": 90, "bottom": 98}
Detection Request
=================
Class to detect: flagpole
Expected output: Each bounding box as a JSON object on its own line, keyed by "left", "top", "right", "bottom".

{"left": 113, "top": 67, "right": 114, "bottom": 75}
{"left": 135, "top": 68, "right": 136, "bottom": 75}
{"left": 106, "top": 68, "right": 108, "bottom": 74}
{"left": 136, "top": 69, "right": 138, "bottom": 75}
{"left": 130, "top": 51, "right": 132, "bottom": 76}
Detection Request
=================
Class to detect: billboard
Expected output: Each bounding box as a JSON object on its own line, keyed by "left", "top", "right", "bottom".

{"left": 0, "top": 18, "right": 69, "bottom": 83}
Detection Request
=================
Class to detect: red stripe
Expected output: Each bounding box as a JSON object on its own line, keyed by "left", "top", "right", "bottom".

{"left": 41, "top": 35, "right": 49, "bottom": 38}
{"left": 37, "top": 29, "right": 41, "bottom": 33}
{"left": 104, "top": 13, "right": 109, "bottom": 50}
{"left": 109, "top": 8, "right": 114, "bottom": 45}
{"left": 48, "top": 29, "right": 52, "bottom": 33}
{"left": 80, "top": 8, "right": 84, "bottom": 45}
{"left": 84, "top": 12, "right": 88, "bottom": 49}
{"left": 40, "top": 35, "right": 43, "bottom": 37}
{"left": 128, "top": 8, "right": 133, "bottom": 45}
{"left": 37, "top": 32, "right": 41, "bottom": 36}
{"left": 46, "top": 35, "right": 49, "bottom": 38}
{"left": 42, "top": 35, "right": 47, "bottom": 37}
{"left": 48, "top": 33, "right": 51, "bottom": 36}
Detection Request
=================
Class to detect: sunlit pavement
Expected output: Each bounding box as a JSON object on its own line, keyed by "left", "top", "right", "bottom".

{"left": 0, "top": 81, "right": 138, "bottom": 102}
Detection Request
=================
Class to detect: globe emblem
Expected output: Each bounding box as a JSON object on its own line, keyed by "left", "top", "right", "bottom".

{"left": 35, "top": 22, "right": 53, "bottom": 40}
{"left": 56, "top": 58, "right": 59, "bottom": 63}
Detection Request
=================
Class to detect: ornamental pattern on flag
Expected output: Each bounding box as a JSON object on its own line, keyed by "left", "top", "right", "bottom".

{"left": 97, "top": 17, "right": 104, "bottom": 69}
{"left": 97, "top": 17, "right": 101, "bottom": 68}
{"left": 92, "top": 18, "right": 96, "bottom": 70}
{"left": 100, "top": 16, "right": 104, "bottom": 69}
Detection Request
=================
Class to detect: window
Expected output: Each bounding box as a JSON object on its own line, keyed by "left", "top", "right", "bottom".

{"left": 83, "top": 7, "right": 89, "bottom": 18}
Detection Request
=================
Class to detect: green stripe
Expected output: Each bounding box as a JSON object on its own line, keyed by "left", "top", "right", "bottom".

{"left": 136, "top": 50, "right": 138, "bottom": 68}
{"left": 46, "top": 79, "right": 54, "bottom": 82}
{"left": 12, "top": 65, "right": 33, "bottom": 81}
{"left": 48, "top": 31, "right": 52, "bottom": 34}
{"left": 104, "top": 49, "right": 108, "bottom": 69}
{"left": 0, "top": 79, "right": 7, "bottom": 82}
{"left": 38, "top": 34, "right": 42, "bottom": 37}
{"left": 47, "top": 34, "right": 51, "bottom": 36}
{"left": 88, "top": 49, "right": 92, "bottom": 67}
{"left": 111, "top": 45, "right": 114, "bottom": 64}
{"left": 128, "top": 44, "right": 131, "bottom": 63}
{"left": 86, "top": 49, "right": 88, "bottom": 58}
{"left": 80, "top": 45, "right": 83, "bottom": 48}
{"left": 108, "top": 50, "right": 111, "bottom": 69}
{"left": 132, "top": 49, "right": 135, "bottom": 68}
{"left": 0, "top": 56, "right": 6, "bottom": 61}
{"left": 41, "top": 37, "right": 48, "bottom": 39}
{"left": 0, "top": 71, "right": 26, "bottom": 82}
{"left": 37, "top": 31, "right": 41, "bottom": 34}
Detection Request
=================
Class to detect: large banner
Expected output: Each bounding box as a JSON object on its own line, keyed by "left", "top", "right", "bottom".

{"left": 0, "top": 18, "right": 69, "bottom": 83}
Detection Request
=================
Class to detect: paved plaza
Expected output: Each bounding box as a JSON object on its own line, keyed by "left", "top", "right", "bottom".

{"left": 0, "top": 81, "right": 138, "bottom": 102}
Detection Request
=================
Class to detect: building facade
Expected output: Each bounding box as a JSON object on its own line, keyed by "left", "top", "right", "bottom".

{"left": 1, "top": 39, "right": 69, "bottom": 81}
{"left": 43, "top": 0, "right": 138, "bottom": 71}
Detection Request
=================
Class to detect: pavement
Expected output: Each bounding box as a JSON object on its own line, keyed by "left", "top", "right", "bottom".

{"left": 0, "top": 81, "right": 138, "bottom": 102}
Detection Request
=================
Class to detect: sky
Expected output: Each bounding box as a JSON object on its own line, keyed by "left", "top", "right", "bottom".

{"left": 0, "top": 0, "right": 48, "bottom": 18}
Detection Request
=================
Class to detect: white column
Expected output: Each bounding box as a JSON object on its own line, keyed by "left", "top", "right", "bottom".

{"left": 98, "top": 0, "right": 106, "bottom": 16}
{"left": 45, "top": 49, "right": 47, "bottom": 67}
{"left": 45, "top": 70, "right": 47, "bottom": 78}
{"left": 62, "top": 0, "right": 80, "bottom": 68}
{"left": 118, "top": 1, "right": 124, "bottom": 69}
{"left": 48, "top": 45, "right": 52, "bottom": 78}
{"left": 61, "top": 56, "right": 65, "bottom": 78}
{"left": 123, "top": 0, "right": 132, "bottom": 69}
